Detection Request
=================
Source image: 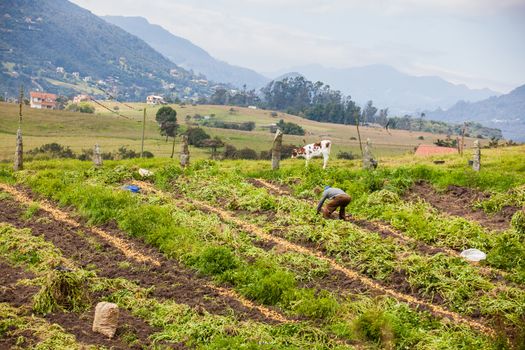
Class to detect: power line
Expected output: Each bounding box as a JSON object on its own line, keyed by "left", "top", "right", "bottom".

{"left": 96, "top": 85, "right": 139, "bottom": 111}
{"left": 89, "top": 98, "right": 133, "bottom": 120}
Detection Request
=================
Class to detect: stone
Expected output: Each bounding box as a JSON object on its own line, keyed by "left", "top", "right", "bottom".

{"left": 92, "top": 302, "right": 119, "bottom": 338}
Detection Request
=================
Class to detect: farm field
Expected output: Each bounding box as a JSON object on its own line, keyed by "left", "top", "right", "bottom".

{"left": 0, "top": 145, "right": 524, "bottom": 348}
{"left": 0, "top": 101, "right": 485, "bottom": 161}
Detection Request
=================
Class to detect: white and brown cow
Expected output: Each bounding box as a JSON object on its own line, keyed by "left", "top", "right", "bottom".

{"left": 291, "top": 140, "right": 332, "bottom": 169}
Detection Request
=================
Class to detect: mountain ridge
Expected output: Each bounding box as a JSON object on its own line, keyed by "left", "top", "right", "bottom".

{"left": 425, "top": 84, "right": 525, "bottom": 141}
{"left": 102, "top": 16, "right": 269, "bottom": 89}
{"left": 270, "top": 64, "right": 500, "bottom": 113}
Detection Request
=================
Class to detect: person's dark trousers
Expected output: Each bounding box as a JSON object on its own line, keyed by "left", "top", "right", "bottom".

{"left": 323, "top": 194, "right": 352, "bottom": 219}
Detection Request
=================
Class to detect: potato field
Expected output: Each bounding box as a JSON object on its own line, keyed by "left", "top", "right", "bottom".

{"left": 0, "top": 145, "right": 524, "bottom": 349}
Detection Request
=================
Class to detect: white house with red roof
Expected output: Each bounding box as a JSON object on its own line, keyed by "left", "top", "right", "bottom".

{"left": 30, "top": 91, "right": 57, "bottom": 109}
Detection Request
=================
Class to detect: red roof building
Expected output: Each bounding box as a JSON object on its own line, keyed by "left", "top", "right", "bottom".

{"left": 30, "top": 91, "right": 57, "bottom": 109}
{"left": 414, "top": 144, "right": 457, "bottom": 156}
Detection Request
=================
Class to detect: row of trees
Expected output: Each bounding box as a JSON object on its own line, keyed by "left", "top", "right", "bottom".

{"left": 204, "top": 76, "right": 502, "bottom": 139}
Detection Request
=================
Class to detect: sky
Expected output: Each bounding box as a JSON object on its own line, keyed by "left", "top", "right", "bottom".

{"left": 71, "top": 0, "right": 525, "bottom": 93}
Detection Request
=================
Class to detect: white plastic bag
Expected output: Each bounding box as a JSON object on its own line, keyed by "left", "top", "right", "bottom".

{"left": 460, "top": 248, "right": 486, "bottom": 262}
{"left": 138, "top": 168, "right": 153, "bottom": 178}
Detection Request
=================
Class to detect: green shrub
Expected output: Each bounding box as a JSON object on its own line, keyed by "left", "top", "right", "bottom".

{"left": 336, "top": 151, "right": 355, "bottom": 160}
{"left": 235, "top": 268, "right": 296, "bottom": 305}
{"left": 195, "top": 246, "right": 238, "bottom": 275}
{"left": 353, "top": 306, "right": 394, "bottom": 346}
{"left": 286, "top": 289, "right": 339, "bottom": 319}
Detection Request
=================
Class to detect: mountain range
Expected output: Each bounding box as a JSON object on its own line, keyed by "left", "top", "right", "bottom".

{"left": 271, "top": 64, "right": 500, "bottom": 114}
{"left": 0, "top": 0, "right": 212, "bottom": 99}
{"left": 103, "top": 16, "right": 269, "bottom": 90}
{"left": 426, "top": 84, "right": 525, "bottom": 141}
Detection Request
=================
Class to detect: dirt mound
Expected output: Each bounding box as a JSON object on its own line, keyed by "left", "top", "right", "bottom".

{"left": 406, "top": 181, "right": 519, "bottom": 231}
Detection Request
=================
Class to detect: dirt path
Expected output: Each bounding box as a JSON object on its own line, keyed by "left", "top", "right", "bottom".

{"left": 405, "top": 181, "right": 518, "bottom": 231}
{"left": 0, "top": 185, "right": 290, "bottom": 325}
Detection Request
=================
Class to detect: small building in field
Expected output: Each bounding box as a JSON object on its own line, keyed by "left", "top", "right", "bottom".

{"left": 73, "top": 94, "right": 90, "bottom": 103}
{"left": 414, "top": 144, "right": 457, "bottom": 156}
{"left": 30, "top": 91, "right": 57, "bottom": 109}
{"left": 146, "top": 95, "right": 166, "bottom": 105}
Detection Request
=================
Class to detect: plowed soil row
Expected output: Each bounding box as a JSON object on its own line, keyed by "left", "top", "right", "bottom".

{"left": 134, "top": 180, "right": 495, "bottom": 336}
{"left": 0, "top": 260, "right": 156, "bottom": 349}
{"left": 405, "top": 181, "right": 518, "bottom": 231}
{"left": 250, "top": 178, "right": 514, "bottom": 284}
{"left": 190, "top": 197, "right": 495, "bottom": 335}
{"left": 0, "top": 185, "right": 289, "bottom": 324}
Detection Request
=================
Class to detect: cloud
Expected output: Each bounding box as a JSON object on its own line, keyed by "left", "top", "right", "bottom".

{"left": 70, "top": 0, "right": 525, "bottom": 91}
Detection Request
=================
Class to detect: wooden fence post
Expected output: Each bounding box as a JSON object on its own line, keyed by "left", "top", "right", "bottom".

{"left": 14, "top": 86, "right": 23, "bottom": 171}
{"left": 272, "top": 129, "right": 283, "bottom": 170}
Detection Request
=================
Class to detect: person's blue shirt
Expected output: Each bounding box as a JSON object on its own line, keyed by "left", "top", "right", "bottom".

{"left": 317, "top": 186, "right": 346, "bottom": 212}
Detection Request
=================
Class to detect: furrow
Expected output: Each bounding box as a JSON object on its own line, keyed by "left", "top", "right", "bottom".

{"left": 134, "top": 180, "right": 495, "bottom": 336}
{"left": 253, "top": 178, "right": 509, "bottom": 280}
{"left": 0, "top": 183, "right": 293, "bottom": 325}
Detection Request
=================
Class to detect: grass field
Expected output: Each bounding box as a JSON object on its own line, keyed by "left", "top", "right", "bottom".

{"left": 0, "top": 101, "right": 485, "bottom": 161}
{"left": 0, "top": 145, "right": 524, "bottom": 348}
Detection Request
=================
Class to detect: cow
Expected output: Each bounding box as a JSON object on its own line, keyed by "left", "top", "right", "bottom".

{"left": 291, "top": 140, "right": 332, "bottom": 169}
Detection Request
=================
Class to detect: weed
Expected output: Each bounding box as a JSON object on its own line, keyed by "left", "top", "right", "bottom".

{"left": 22, "top": 203, "right": 40, "bottom": 220}
{"left": 194, "top": 246, "right": 239, "bottom": 275}
{"left": 33, "top": 269, "right": 92, "bottom": 314}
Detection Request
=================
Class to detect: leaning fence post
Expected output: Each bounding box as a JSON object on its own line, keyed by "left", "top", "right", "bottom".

{"left": 272, "top": 129, "right": 283, "bottom": 170}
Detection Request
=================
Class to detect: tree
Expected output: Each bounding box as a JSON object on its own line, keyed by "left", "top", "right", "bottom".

{"left": 155, "top": 106, "right": 179, "bottom": 158}
{"left": 362, "top": 100, "right": 377, "bottom": 124}
{"left": 186, "top": 127, "right": 210, "bottom": 146}
{"left": 419, "top": 112, "right": 426, "bottom": 131}
{"left": 276, "top": 119, "right": 305, "bottom": 136}
{"left": 201, "top": 137, "right": 224, "bottom": 159}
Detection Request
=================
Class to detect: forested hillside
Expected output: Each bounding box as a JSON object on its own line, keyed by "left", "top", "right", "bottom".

{"left": 0, "top": 0, "right": 212, "bottom": 99}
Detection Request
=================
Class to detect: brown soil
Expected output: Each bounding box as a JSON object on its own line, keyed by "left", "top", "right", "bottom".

{"left": 0, "top": 261, "right": 157, "bottom": 349}
{"left": 45, "top": 308, "right": 160, "bottom": 350}
{"left": 0, "top": 261, "right": 39, "bottom": 307}
{"left": 0, "top": 192, "right": 282, "bottom": 325}
{"left": 405, "top": 181, "right": 519, "bottom": 231}
{"left": 247, "top": 178, "right": 293, "bottom": 196}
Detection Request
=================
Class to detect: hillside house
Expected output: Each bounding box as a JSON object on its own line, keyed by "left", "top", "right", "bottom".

{"left": 73, "top": 94, "right": 90, "bottom": 103}
{"left": 30, "top": 91, "right": 57, "bottom": 109}
{"left": 146, "top": 95, "right": 166, "bottom": 105}
{"left": 414, "top": 144, "right": 457, "bottom": 156}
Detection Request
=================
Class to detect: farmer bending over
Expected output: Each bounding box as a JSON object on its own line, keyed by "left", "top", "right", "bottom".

{"left": 316, "top": 186, "right": 351, "bottom": 220}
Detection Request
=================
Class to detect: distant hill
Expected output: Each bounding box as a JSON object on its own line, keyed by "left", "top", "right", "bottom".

{"left": 425, "top": 84, "right": 525, "bottom": 141}
{"left": 103, "top": 16, "right": 269, "bottom": 90}
{"left": 272, "top": 64, "right": 499, "bottom": 114}
{"left": 0, "top": 0, "right": 212, "bottom": 100}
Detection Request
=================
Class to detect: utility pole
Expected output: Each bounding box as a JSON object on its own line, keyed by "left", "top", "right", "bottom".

{"left": 14, "top": 86, "right": 23, "bottom": 171}
{"left": 140, "top": 107, "right": 146, "bottom": 158}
